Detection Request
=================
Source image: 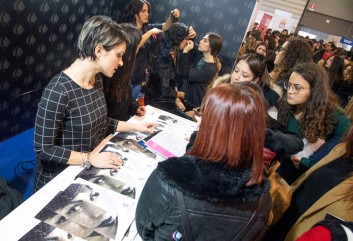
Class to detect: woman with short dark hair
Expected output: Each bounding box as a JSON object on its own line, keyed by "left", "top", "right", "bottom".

{"left": 33, "top": 16, "right": 154, "bottom": 192}
{"left": 136, "top": 83, "right": 272, "bottom": 241}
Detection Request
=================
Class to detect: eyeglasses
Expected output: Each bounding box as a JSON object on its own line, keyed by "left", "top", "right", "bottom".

{"left": 283, "top": 82, "right": 310, "bottom": 94}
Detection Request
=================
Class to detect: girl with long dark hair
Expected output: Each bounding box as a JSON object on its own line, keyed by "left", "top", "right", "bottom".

{"left": 277, "top": 62, "right": 350, "bottom": 184}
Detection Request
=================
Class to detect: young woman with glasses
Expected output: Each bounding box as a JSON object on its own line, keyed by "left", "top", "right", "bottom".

{"left": 277, "top": 63, "right": 350, "bottom": 184}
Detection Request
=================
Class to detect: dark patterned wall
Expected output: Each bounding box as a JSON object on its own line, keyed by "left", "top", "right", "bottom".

{"left": 147, "top": 0, "right": 256, "bottom": 72}
{"left": 112, "top": 0, "right": 256, "bottom": 67}
{"left": 0, "top": 0, "right": 122, "bottom": 142}
{"left": 0, "top": 0, "right": 254, "bottom": 142}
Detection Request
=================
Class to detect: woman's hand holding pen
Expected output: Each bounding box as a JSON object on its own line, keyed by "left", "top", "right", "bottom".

{"left": 116, "top": 121, "right": 155, "bottom": 133}
{"left": 177, "top": 91, "right": 185, "bottom": 99}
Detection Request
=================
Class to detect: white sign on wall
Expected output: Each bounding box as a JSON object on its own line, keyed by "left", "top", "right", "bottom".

{"left": 268, "top": 14, "right": 296, "bottom": 33}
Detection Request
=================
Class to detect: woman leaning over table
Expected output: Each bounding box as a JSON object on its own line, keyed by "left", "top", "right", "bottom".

{"left": 33, "top": 16, "right": 154, "bottom": 192}
{"left": 277, "top": 63, "right": 350, "bottom": 184}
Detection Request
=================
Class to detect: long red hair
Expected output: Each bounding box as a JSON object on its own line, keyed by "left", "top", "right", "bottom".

{"left": 188, "top": 83, "right": 266, "bottom": 185}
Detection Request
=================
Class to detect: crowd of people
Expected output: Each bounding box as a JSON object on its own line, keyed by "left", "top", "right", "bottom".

{"left": 29, "top": 1, "right": 353, "bottom": 240}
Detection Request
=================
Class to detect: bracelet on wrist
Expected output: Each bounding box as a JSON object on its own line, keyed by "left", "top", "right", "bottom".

{"left": 81, "top": 152, "right": 91, "bottom": 170}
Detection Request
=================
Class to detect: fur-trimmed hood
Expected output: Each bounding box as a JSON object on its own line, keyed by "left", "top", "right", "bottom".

{"left": 157, "top": 155, "right": 269, "bottom": 205}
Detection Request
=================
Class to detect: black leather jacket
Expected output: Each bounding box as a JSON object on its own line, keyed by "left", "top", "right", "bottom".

{"left": 135, "top": 156, "right": 272, "bottom": 241}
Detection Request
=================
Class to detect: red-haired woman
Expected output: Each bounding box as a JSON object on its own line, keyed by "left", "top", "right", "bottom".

{"left": 135, "top": 84, "right": 272, "bottom": 241}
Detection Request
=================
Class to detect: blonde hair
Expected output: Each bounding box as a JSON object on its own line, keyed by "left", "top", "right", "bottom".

{"left": 210, "top": 74, "right": 231, "bottom": 89}
{"left": 238, "top": 36, "right": 257, "bottom": 57}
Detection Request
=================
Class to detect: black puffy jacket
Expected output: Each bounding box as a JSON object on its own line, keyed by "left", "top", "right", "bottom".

{"left": 135, "top": 156, "right": 272, "bottom": 241}
{"left": 144, "top": 54, "right": 178, "bottom": 112}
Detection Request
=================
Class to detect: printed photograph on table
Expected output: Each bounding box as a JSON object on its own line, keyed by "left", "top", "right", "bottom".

{"left": 100, "top": 142, "right": 158, "bottom": 172}
{"left": 34, "top": 179, "right": 135, "bottom": 241}
{"left": 154, "top": 114, "right": 197, "bottom": 135}
{"left": 109, "top": 132, "right": 158, "bottom": 160}
{"left": 131, "top": 105, "right": 198, "bottom": 135}
{"left": 157, "top": 114, "right": 178, "bottom": 125}
{"left": 19, "top": 221, "right": 87, "bottom": 241}
{"left": 35, "top": 208, "right": 109, "bottom": 241}
{"left": 76, "top": 166, "right": 150, "bottom": 200}
{"left": 35, "top": 182, "right": 118, "bottom": 239}
{"left": 76, "top": 167, "right": 136, "bottom": 199}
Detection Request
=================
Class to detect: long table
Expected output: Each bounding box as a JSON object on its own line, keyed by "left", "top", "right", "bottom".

{"left": 0, "top": 106, "right": 197, "bottom": 241}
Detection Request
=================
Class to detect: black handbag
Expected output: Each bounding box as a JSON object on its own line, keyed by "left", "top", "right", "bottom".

{"left": 175, "top": 189, "right": 260, "bottom": 241}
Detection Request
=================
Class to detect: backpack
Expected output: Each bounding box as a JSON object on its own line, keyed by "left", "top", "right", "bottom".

{"left": 0, "top": 178, "right": 23, "bottom": 220}
{"left": 263, "top": 148, "right": 292, "bottom": 227}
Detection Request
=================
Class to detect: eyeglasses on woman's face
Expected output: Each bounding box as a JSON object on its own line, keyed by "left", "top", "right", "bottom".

{"left": 283, "top": 81, "right": 310, "bottom": 94}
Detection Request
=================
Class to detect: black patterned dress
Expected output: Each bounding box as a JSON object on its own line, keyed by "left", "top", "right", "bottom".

{"left": 33, "top": 72, "right": 118, "bottom": 192}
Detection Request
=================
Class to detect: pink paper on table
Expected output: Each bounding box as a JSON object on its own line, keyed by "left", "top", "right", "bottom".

{"left": 146, "top": 140, "right": 175, "bottom": 158}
